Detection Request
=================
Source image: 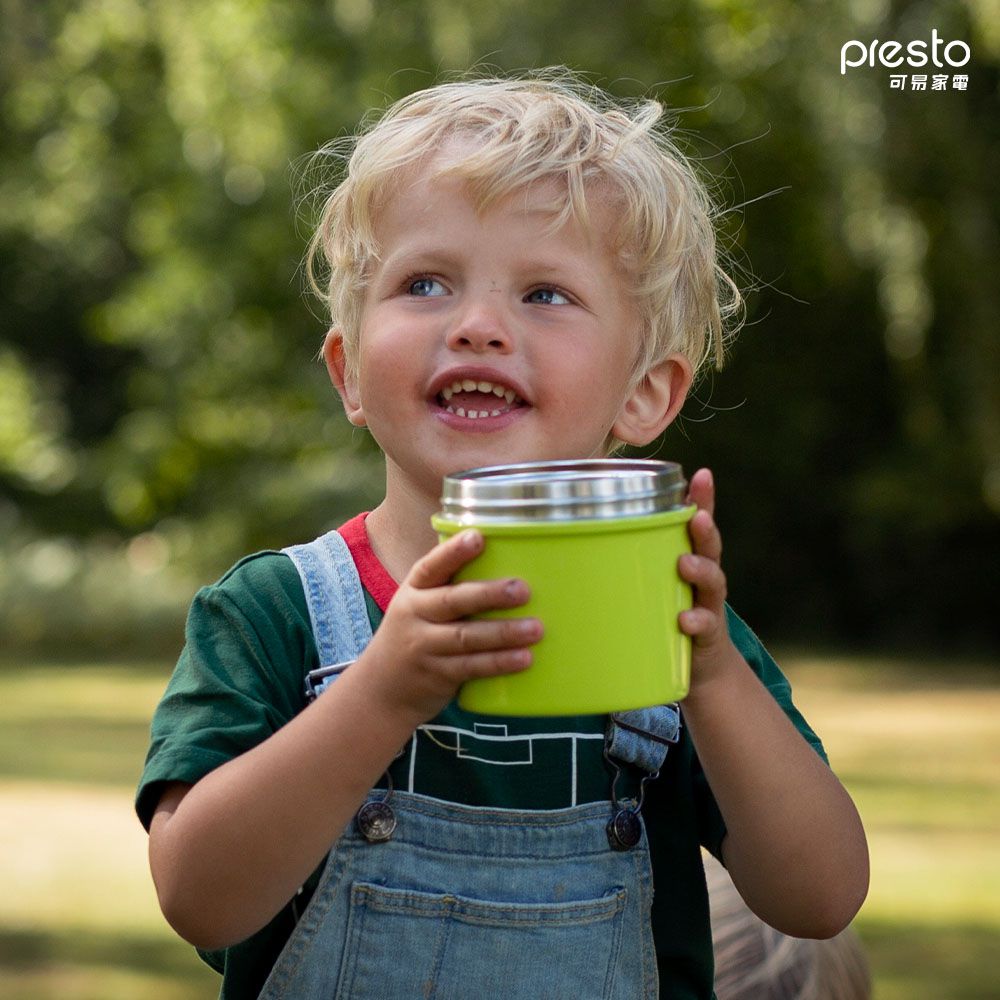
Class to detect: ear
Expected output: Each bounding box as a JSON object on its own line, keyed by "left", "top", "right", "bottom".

{"left": 612, "top": 354, "right": 693, "bottom": 447}
{"left": 322, "top": 330, "right": 367, "bottom": 427}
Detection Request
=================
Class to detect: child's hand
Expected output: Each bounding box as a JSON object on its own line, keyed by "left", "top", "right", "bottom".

{"left": 360, "top": 530, "right": 542, "bottom": 726}
{"left": 678, "top": 468, "right": 735, "bottom": 691}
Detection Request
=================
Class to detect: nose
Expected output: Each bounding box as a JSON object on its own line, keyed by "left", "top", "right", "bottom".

{"left": 446, "top": 294, "right": 513, "bottom": 354}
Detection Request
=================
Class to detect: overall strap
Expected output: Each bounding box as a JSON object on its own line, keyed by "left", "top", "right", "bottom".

{"left": 282, "top": 529, "right": 373, "bottom": 695}
{"left": 605, "top": 704, "right": 682, "bottom": 775}
{"left": 603, "top": 704, "right": 681, "bottom": 850}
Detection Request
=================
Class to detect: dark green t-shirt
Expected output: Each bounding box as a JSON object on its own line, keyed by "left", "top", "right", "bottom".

{"left": 137, "top": 548, "right": 826, "bottom": 1000}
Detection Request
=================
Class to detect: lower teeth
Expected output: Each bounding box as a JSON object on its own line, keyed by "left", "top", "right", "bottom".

{"left": 447, "top": 407, "right": 507, "bottom": 418}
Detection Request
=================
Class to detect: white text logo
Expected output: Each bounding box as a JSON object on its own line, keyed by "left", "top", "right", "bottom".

{"left": 841, "top": 29, "right": 971, "bottom": 75}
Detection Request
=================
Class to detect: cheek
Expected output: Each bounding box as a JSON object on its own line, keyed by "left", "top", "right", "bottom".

{"left": 557, "top": 342, "right": 632, "bottom": 399}
{"left": 355, "top": 347, "right": 419, "bottom": 422}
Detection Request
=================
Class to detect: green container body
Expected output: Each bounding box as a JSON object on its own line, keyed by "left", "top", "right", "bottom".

{"left": 432, "top": 506, "right": 696, "bottom": 716}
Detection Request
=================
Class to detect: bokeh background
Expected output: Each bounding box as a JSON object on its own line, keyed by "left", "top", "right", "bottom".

{"left": 1, "top": 0, "right": 998, "bottom": 997}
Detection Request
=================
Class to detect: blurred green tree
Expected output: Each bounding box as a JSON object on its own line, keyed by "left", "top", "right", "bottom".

{"left": 0, "top": 0, "right": 997, "bottom": 653}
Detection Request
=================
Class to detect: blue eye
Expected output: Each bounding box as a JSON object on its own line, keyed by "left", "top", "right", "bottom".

{"left": 408, "top": 277, "right": 447, "bottom": 297}
{"left": 526, "top": 287, "right": 570, "bottom": 305}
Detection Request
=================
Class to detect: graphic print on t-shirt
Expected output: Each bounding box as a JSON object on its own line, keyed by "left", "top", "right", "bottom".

{"left": 391, "top": 718, "right": 609, "bottom": 809}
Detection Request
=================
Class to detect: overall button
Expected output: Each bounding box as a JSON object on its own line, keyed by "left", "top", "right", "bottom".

{"left": 606, "top": 808, "right": 642, "bottom": 851}
{"left": 356, "top": 801, "right": 397, "bottom": 843}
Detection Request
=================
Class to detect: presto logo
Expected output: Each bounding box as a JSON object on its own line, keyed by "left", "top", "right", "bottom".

{"left": 841, "top": 29, "right": 971, "bottom": 75}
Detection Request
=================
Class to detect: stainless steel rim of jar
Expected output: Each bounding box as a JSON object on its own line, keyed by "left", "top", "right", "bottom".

{"left": 437, "top": 459, "right": 689, "bottom": 524}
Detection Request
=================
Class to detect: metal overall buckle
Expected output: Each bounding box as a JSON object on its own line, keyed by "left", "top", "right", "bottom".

{"left": 355, "top": 745, "right": 407, "bottom": 843}
{"left": 604, "top": 745, "right": 659, "bottom": 852}
{"left": 356, "top": 789, "right": 397, "bottom": 843}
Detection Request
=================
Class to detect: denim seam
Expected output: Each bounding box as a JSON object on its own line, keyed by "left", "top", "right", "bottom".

{"left": 378, "top": 794, "right": 612, "bottom": 827}
{"left": 634, "top": 829, "right": 659, "bottom": 1000}
{"left": 321, "top": 530, "right": 372, "bottom": 657}
{"left": 601, "top": 887, "right": 628, "bottom": 997}
{"left": 342, "top": 837, "right": 618, "bottom": 864}
{"left": 351, "top": 884, "right": 627, "bottom": 922}
{"left": 335, "top": 884, "right": 369, "bottom": 1000}
{"left": 283, "top": 530, "right": 372, "bottom": 669}
{"left": 426, "top": 901, "right": 452, "bottom": 1000}
{"left": 261, "top": 845, "right": 354, "bottom": 996}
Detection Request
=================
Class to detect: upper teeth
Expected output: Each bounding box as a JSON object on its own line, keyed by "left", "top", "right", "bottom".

{"left": 440, "top": 379, "right": 519, "bottom": 405}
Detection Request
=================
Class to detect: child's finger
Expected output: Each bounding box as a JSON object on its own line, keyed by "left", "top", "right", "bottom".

{"left": 679, "top": 554, "right": 727, "bottom": 607}
{"left": 433, "top": 616, "right": 543, "bottom": 656}
{"left": 442, "top": 646, "right": 535, "bottom": 680}
{"left": 686, "top": 468, "right": 715, "bottom": 518}
{"left": 407, "top": 531, "right": 484, "bottom": 590}
{"left": 689, "top": 509, "right": 722, "bottom": 563}
{"left": 678, "top": 606, "right": 720, "bottom": 638}
{"left": 419, "top": 577, "right": 531, "bottom": 623}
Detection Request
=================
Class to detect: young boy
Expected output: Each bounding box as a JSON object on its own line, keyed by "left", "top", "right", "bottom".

{"left": 137, "top": 73, "right": 868, "bottom": 999}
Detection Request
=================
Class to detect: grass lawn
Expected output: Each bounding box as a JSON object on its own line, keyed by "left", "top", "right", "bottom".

{"left": 0, "top": 664, "right": 219, "bottom": 999}
{"left": 0, "top": 655, "right": 998, "bottom": 998}
{"left": 783, "top": 655, "right": 1000, "bottom": 999}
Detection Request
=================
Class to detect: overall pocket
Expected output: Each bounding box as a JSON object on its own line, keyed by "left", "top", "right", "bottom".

{"left": 335, "top": 881, "right": 628, "bottom": 1000}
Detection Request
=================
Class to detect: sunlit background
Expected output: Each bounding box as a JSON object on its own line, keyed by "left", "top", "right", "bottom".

{"left": 1, "top": 0, "right": 998, "bottom": 996}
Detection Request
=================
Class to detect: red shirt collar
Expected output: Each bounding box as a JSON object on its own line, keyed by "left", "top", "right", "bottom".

{"left": 337, "top": 512, "right": 398, "bottom": 612}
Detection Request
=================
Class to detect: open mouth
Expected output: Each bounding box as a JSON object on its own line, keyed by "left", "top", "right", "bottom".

{"left": 435, "top": 378, "right": 527, "bottom": 419}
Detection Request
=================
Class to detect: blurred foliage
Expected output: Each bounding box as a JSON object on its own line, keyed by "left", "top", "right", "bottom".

{"left": 0, "top": 0, "right": 997, "bottom": 654}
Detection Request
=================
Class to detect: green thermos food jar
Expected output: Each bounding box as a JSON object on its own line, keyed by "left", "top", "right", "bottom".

{"left": 431, "top": 459, "right": 695, "bottom": 716}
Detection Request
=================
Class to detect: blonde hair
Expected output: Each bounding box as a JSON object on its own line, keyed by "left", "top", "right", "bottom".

{"left": 306, "top": 69, "right": 743, "bottom": 384}
{"left": 704, "top": 853, "right": 871, "bottom": 1000}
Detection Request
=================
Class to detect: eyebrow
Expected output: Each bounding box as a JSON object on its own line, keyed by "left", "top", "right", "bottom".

{"left": 378, "top": 245, "right": 599, "bottom": 283}
{"left": 377, "top": 247, "right": 466, "bottom": 277}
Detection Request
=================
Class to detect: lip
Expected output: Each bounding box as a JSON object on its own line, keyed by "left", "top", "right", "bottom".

{"left": 427, "top": 365, "right": 531, "bottom": 405}
{"left": 433, "top": 407, "right": 527, "bottom": 432}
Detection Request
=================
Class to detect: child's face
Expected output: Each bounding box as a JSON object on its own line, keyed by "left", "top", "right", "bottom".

{"left": 332, "top": 158, "right": 687, "bottom": 503}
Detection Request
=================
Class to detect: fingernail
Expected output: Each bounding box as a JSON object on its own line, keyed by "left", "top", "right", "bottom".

{"left": 519, "top": 619, "right": 542, "bottom": 639}
{"left": 461, "top": 530, "right": 482, "bottom": 549}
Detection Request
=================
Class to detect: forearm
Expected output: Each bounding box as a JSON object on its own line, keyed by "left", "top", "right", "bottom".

{"left": 682, "top": 642, "right": 869, "bottom": 938}
{"left": 149, "top": 660, "right": 418, "bottom": 950}
{"left": 149, "top": 529, "right": 540, "bottom": 951}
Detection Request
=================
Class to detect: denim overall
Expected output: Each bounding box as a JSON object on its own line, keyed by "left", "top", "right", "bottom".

{"left": 261, "top": 529, "right": 681, "bottom": 999}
